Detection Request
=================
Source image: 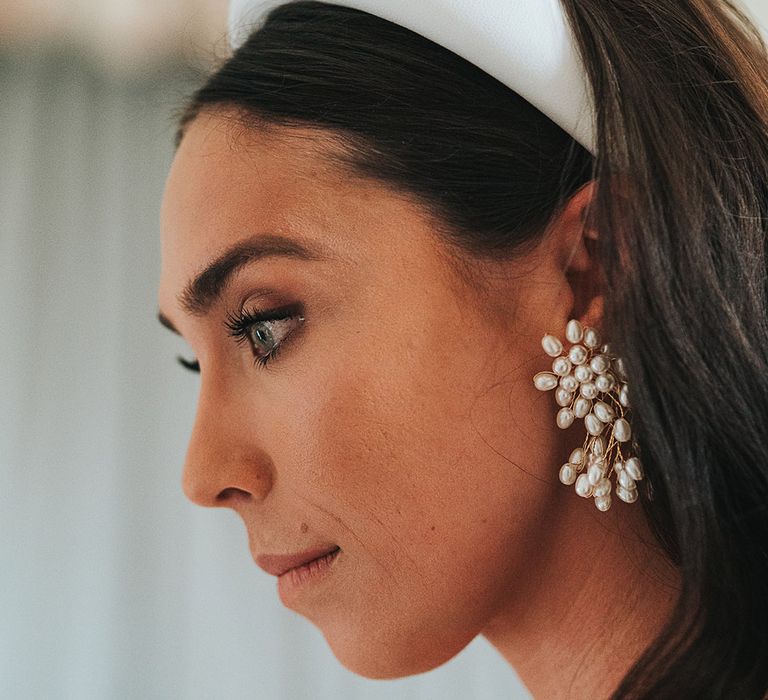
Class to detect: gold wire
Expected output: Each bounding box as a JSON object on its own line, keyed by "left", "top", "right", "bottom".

{"left": 556, "top": 334, "right": 638, "bottom": 497}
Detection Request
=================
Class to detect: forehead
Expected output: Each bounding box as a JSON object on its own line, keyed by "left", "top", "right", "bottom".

{"left": 158, "top": 110, "right": 400, "bottom": 309}
{"left": 163, "top": 109, "right": 357, "bottom": 217}
{"left": 161, "top": 112, "right": 339, "bottom": 263}
{"left": 157, "top": 108, "right": 477, "bottom": 328}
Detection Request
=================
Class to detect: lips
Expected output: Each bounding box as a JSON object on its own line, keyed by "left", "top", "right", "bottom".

{"left": 256, "top": 545, "right": 341, "bottom": 577}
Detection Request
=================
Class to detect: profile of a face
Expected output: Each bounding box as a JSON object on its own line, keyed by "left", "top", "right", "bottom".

{"left": 158, "top": 107, "right": 599, "bottom": 679}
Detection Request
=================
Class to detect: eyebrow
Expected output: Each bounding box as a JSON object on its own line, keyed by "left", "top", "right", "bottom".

{"left": 158, "top": 232, "right": 331, "bottom": 333}
{"left": 158, "top": 310, "right": 181, "bottom": 335}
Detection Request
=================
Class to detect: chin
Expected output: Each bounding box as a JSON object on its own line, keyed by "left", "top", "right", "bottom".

{"left": 319, "top": 618, "right": 477, "bottom": 680}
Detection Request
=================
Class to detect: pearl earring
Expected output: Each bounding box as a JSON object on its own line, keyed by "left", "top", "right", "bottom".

{"left": 532, "top": 319, "right": 644, "bottom": 511}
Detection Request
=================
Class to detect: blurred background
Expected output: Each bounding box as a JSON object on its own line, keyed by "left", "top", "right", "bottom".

{"left": 2, "top": 1, "right": 767, "bottom": 699}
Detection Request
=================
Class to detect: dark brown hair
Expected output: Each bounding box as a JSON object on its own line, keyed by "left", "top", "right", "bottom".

{"left": 173, "top": 1, "right": 768, "bottom": 696}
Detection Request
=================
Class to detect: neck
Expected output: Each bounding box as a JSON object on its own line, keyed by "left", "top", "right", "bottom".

{"left": 482, "top": 490, "right": 682, "bottom": 699}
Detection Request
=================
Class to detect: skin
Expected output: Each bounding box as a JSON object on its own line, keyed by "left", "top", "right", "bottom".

{"left": 158, "top": 108, "right": 681, "bottom": 698}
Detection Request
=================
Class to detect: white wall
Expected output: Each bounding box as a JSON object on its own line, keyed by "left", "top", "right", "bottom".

{"left": 747, "top": 0, "right": 768, "bottom": 30}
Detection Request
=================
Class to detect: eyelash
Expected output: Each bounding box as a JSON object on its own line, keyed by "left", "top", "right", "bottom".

{"left": 176, "top": 303, "right": 305, "bottom": 373}
{"left": 177, "top": 355, "right": 201, "bottom": 372}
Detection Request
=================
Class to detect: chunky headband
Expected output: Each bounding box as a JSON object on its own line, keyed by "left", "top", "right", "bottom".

{"left": 227, "top": 0, "right": 597, "bottom": 154}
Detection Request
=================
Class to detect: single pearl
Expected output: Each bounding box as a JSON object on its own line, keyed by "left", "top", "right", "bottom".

{"left": 616, "top": 485, "right": 638, "bottom": 503}
{"left": 585, "top": 412, "right": 604, "bottom": 436}
{"left": 583, "top": 327, "right": 601, "bottom": 349}
{"left": 559, "top": 463, "right": 578, "bottom": 485}
{"left": 566, "top": 319, "right": 584, "bottom": 344}
{"left": 594, "top": 373, "right": 615, "bottom": 392}
{"left": 593, "top": 476, "right": 611, "bottom": 497}
{"left": 560, "top": 374, "right": 579, "bottom": 392}
{"left": 555, "top": 387, "right": 573, "bottom": 407}
{"left": 556, "top": 407, "right": 575, "bottom": 429}
{"left": 568, "top": 344, "right": 588, "bottom": 365}
{"left": 541, "top": 334, "right": 564, "bottom": 357}
{"left": 614, "top": 459, "right": 625, "bottom": 472}
{"left": 573, "top": 364, "right": 593, "bottom": 383}
{"left": 624, "top": 456, "right": 644, "bottom": 480}
{"left": 588, "top": 462, "right": 605, "bottom": 485}
{"left": 613, "top": 417, "right": 632, "bottom": 442}
{"left": 589, "top": 354, "right": 610, "bottom": 374}
{"left": 533, "top": 372, "right": 558, "bottom": 391}
{"left": 614, "top": 357, "right": 627, "bottom": 380}
{"left": 594, "top": 494, "right": 612, "bottom": 511}
{"left": 580, "top": 382, "right": 598, "bottom": 399}
{"left": 573, "top": 396, "right": 592, "bottom": 418}
{"left": 569, "top": 447, "right": 585, "bottom": 465}
{"left": 619, "top": 383, "right": 630, "bottom": 407}
{"left": 590, "top": 435, "right": 605, "bottom": 456}
{"left": 593, "top": 400, "right": 615, "bottom": 423}
{"left": 552, "top": 356, "right": 572, "bottom": 376}
{"left": 575, "top": 473, "right": 593, "bottom": 497}
{"left": 618, "top": 470, "right": 636, "bottom": 489}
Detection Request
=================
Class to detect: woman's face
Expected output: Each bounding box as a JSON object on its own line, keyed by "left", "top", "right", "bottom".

{"left": 158, "top": 108, "right": 585, "bottom": 678}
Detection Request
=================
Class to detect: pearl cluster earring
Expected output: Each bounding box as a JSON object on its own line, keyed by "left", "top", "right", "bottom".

{"left": 532, "top": 319, "right": 644, "bottom": 511}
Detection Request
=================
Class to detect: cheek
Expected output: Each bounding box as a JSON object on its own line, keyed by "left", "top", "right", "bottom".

{"left": 288, "top": 316, "right": 561, "bottom": 678}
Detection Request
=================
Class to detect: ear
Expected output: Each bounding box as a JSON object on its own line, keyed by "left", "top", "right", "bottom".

{"left": 551, "top": 180, "right": 604, "bottom": 331}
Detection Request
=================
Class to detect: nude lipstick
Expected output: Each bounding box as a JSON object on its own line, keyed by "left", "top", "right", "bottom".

{"left": 256, "top": 546, "right": 341, "bottom": 604}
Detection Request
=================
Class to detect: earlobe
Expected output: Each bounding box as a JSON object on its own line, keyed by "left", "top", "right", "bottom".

{"left": 564, "top": 228, "right": 592, "bottom": 273}
{"left": 565, "top": 265, "right": 604, "bottom": 333}
{"left": 538, "top": 179, "right": 604, "bottom": 347}
{"left": 565, "top": 232, "right": 604, "bottom": 332}
{"left": 578, "top": 295, "right": 605, "bottom": 336}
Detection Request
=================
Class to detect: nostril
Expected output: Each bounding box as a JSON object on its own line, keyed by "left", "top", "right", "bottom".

{"left": 181, "top": 455, "right": 273, "bottom": 507}
{"left": 215, "top": 487, "right": 252, "bottom": 503}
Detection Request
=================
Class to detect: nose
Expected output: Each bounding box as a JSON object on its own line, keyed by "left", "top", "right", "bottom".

{"left": 181, "top": 380, "right": 274, "bottom": 509}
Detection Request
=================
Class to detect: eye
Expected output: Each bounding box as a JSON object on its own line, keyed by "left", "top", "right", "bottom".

{"left": 224, "top": 303, "right": 305, "bottom": 368}
{"left": 177, "top": 355, "right": 200, "bottom": 373}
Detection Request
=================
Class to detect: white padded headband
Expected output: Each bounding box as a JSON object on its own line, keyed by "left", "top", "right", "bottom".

{"left": 227, "top": 0, "right": 597, "bottom": 154}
